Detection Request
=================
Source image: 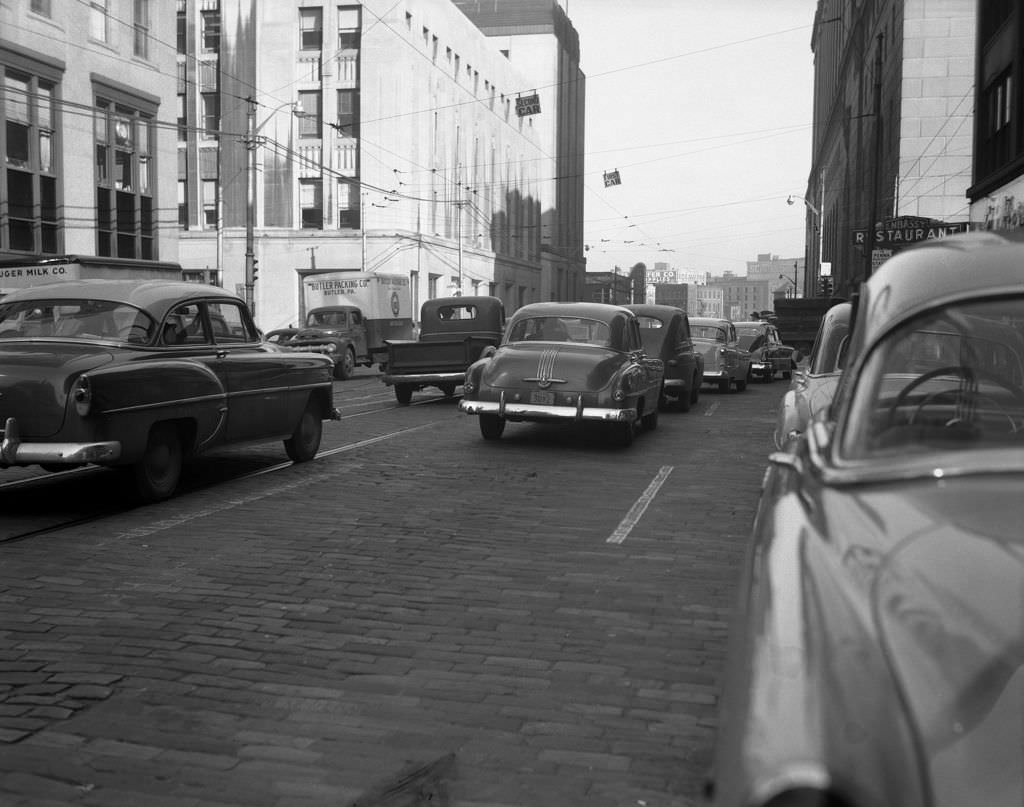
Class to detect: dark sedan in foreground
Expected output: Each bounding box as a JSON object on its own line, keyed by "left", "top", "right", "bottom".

{"left": 0, "top": 280, "right": 339, "bottom": 502}
{"left": 459, "top": 302, "right": 664, "bottom": 446}
{"left": 710, "top": 231, "right": 1024, "bottom": 807}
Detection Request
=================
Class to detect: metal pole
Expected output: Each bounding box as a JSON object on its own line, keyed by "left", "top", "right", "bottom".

{"left": 866, "top": 32, "right": 884, "bottom": 281}
{"left": 244, "top": 97, "right": 257, "bottom": 312}
{"left": 456, "top": 200, "right": 464, "bottom": 294}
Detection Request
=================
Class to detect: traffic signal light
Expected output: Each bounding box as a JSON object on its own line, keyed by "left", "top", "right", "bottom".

{"left": 252, "top": 258, "right": 259, "bottom": 282}
{"left": 818, "top": 276, "right": 833, "bottom": 297}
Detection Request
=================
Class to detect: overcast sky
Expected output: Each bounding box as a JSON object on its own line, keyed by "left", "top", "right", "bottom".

{"left": 564, "top": 0, "right": 817, "bottom": 276}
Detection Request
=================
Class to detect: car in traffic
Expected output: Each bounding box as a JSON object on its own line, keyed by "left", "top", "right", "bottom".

{"left": 626, "top": 303, "right": 703, "bottom": 411}
{"left": 709, "top": 230, "right": 1024, "bottom": 807}
{"left": 0, "top": 280, "right": 339, "bottom": 502}
{"left": 264, "top": 327, "right": 299, "bottom": 346}
{"left": 459, "top": 302, "right": 664, "bottom": 446}
{"left": 690, "top": 317, "right": 752, "bottom": 392}
{"left": 734, "top": 319, "right": 799, "bottom": 382}
{"left": 773, "top": 300, "right": 850, "bottom": 449}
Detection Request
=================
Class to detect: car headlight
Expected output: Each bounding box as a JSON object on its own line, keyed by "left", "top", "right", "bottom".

{"left": 72, "top": 375, "right": 93, "bottom": 416}
{"left": 325, "top": 343, "right": 338, "bottom": 354}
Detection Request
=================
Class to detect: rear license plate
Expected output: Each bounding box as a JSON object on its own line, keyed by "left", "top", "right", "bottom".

{"left": 530, "top": 390, "right": 555, "bottom": 405}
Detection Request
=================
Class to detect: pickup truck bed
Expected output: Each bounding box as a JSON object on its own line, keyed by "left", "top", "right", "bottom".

{"left": 383, "top": 334, "right": 499, "bottom": 403}
{"left": 381, "top": 295, "right": 505, "bottom": 404}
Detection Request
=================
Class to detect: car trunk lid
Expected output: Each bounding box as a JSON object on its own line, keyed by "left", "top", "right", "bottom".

{"left": 0, "top": 342, "right": 115, "bottom": 437}
{"left": 483, "top": 342, "right": 621, "bottom": 391}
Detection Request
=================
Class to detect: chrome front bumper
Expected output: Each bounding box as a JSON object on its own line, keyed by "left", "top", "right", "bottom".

{"left": 702, "top": 370, "right": 729, "bottom": 381}
{"left": 0, "top": 417, "right": 121, "bottom": 467}
{"left": 459, "top": 398, "right": 635, "bottom": 422}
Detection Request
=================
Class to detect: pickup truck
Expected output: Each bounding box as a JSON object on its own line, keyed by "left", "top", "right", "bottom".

{"left": 382, "top": 296, "right": 505, "bottom": 404}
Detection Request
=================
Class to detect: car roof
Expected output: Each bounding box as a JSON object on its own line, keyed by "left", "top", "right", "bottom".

{"left": 850, "top": 230, "right": 1024, "bottom": 356}
{"left": 690, "top": 317, "right": 731, "bottom": 325}
{"left": 509, "top": 301, "right": 635, "bottom": 323}
{"left": 1, "top": 279, "right": 241, "bottom": 321}
{"left": 625, "top": 303, "right": 684, "bottom": 317}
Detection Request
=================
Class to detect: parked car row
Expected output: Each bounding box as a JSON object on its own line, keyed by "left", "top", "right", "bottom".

{"left": 709, "top": 230, "right": 1024, "bottom": 807}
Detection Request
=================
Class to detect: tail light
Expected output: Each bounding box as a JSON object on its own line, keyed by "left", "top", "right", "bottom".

{"left": 73, "top": 375, "right": 93, "bottom": 416}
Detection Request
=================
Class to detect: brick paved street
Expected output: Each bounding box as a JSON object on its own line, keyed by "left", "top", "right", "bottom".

{"left": 0, "top": 379, "right": 783, "bottom": 807}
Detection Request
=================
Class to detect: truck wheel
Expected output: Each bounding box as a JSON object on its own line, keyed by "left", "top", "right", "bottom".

{"left": 718, "top": 378, "right": 731, "bottom": 393}
{"left": 284, "top": 399, "right": 323, "bottom": 462}
{"left": 479, "top": 414, "right": 505, "bottom": 439}
{"left": 689, "top": 373, "right": 701, "bottom": 406}
{"left": 439, "top": 383, "right": 457, "bottom": 397}
{"left": 334, "top": 348, "right": 355, "bottom": 380}
{"left": 735, "top": 368, "right": 751, "bottom": 392}
{"left": 394, "top": 384, "right": 414, "bottom": 405}
{"left": 129, "top": 423, "right": 182, "bottom": 503}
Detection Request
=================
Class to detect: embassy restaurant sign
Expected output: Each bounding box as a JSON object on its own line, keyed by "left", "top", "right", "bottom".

{"left": 852, "top": 216, "right": 971, "bottom": 248}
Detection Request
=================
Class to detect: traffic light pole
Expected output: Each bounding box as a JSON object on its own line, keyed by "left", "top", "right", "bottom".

{"left": 243, "top": 97, "right": 265, "bottom": 313}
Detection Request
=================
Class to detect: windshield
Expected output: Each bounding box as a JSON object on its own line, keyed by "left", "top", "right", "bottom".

{"left": 0, "top": 298, "right": 155, "bottom": 344}
{"left": 735, "top": 329, "right": 764, "bottom": 350}
{"left": 840, "top": 296, "right": 1024, "bottom": 460}
{"left": 307, "top": 310, "right": 346, "bottom": 327}
{"left": 693, "top": 325, "right": 726, "bottom": 342}
{"left": 505, "top": 316, "right": 610, "bottom": 347}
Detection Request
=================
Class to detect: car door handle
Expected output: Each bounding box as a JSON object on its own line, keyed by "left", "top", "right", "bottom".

{"left": 216, "top": 349, "right": 228, "bottom": 359}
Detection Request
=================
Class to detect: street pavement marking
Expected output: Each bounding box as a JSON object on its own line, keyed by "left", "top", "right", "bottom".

{"left": 606, "top": 465, "right": 674, "bottom": 545}
{"left": 111, "top": 422, "right": 440, "bottom": 542}
{"left": 704, "top": 401, "right": 719, "bottom": 416}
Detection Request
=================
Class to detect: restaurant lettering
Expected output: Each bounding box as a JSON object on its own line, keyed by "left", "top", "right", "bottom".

{"left": 852, "top": 216, "right": 970, "bottom": 247}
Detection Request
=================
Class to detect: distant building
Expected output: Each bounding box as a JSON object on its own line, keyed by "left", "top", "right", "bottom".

{"left": 746, "top": 253, "right": 804, "bottom": 298}
{"left": 586, "top": 270, "right": 632, "bottom": 304}
{"left": 0, "top": 1, "right": 178, "bottom": 263}
{"left": 708, "top": 276, "right": 776, "bottom": 320}
{"left": 809, "top": 0, "right": 975, "bottom": 297}
{"left": 968, "top": 3, "right": 1024, "bottom": 231}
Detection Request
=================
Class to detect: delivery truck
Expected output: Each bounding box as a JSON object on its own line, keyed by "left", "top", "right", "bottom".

{"left": 287, "top": 271, "right": 414, "bottom": 379}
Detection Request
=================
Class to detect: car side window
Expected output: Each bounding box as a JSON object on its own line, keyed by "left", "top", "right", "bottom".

{"left": 162, "top": 304, "right": 206, "bottom": 345}
{"left": 207, "top": 301, "right": 255, "bottom": 343}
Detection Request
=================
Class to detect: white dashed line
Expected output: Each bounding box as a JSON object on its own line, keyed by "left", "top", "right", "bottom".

{"left": 606, "top": 465, "right": 674, "bottom": 544}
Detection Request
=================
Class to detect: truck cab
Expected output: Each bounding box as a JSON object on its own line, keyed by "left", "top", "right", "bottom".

{"left": 288, "top": 305, "right": 368, "bottom": 379}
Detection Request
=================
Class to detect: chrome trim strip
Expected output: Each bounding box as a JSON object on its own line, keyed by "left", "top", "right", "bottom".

{"left": 459, "top": 400, "right": 635, "bottom": 422}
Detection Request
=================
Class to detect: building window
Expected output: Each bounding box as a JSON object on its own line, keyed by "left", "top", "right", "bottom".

{"left": 300, "top": 179, "right": 323, "bottom": 228}
{"left": 338, "top": 6, "right": 360, "bottom": 50}
{"left": 336, "top": 88, "right": 357, "bottom": 137}
{"left": 94, "top": 98, "right": 156, "bottom": 259}
{"left": 178, "top": 179, "right": 188, "bottom": 227}
{"left": 202, "top": 179, "right": 217, "bottom": 227}
{"left": 298, "top": 91, "right": 321, "bottom": 137}
{"left": 3, "top": 69, "right": 58, "bottom": 253}
{"left": 176, "top": 6, "right": 186, "bottom": 52}
{"left": 201, "top": 93, "right": 219, "bottom": 140}
{"left": 30, "top": 0, "right": 51, "bottom": 17}
{"left": 133, "top": 0, "right": 151, "bottom": 59}
{"left": 90, "top": 0, "right": 108, "bottom": 43}
{"left": 300, "top": 8, "right": 323, "bottom": 50}
{"left": 201, "top": 9, "right": 220, "bottom": 53}
{"left": 337, "top": 180, "right": 358, "bottom": 228}
{"left": 979, "top": 69, "right": 1014, "bottom": 178}
{"left": 177, "top": 93, "right": 187, "bottom": 141}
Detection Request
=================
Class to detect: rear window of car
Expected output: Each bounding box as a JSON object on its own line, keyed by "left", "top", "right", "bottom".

{"left": 0, "top": 298, "right": 155, "bottom": 344}
{"left": 506, "top": 316, "right": 611, "bottom": 347}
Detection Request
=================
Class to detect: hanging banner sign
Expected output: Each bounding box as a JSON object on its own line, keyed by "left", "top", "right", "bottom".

{"left": 515, "top": 94, "right": 541, "bottom": 117}
{"left": 603, "top": 169, "right": 622, "bottom": 187}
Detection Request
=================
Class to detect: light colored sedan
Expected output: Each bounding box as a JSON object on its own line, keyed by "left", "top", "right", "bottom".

{"left": 691, "top": 317, "right": 753, "bottom": 392}
{"left": 773, "top": 301, "right": 850, "bottom": 449}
